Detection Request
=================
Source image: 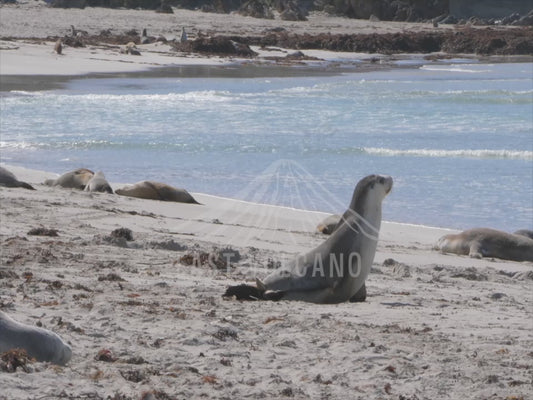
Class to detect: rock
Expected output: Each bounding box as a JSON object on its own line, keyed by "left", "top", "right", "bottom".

{"left": 239, "top": 0, "right": 274, "bottom": 19}
{"left": 50, "top": 0, "right": 85, "bottom": 8}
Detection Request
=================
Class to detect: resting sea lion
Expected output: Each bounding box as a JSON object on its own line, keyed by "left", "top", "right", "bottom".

{"left": 115, "top": 181, "right": 200, "bottom": 204}
{"left": 0, "top": 167, "right": 35, "bottom": 190}
{"left": 316, "top": 214, "right": 342, "bottom": 235}
{"left": 224, "top": 174, "right": 393, "bottom": 303}
{"left": 84, "top": 171, "right": 113, "bottom": 194}
{"left": 44, "top": 168, "right": 94, "bottom": 190}
{"left": 0, "top": 311, "right": 72, "bottom": 365}
{"left": 514, "top": 229, "right": 533, "bottom": 240}
{"left": 435, "top": 228, "right": 533, "bottom": 262}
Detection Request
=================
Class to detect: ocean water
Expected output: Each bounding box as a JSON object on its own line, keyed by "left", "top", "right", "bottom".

{"left": 1, "top": 62, "right": 532, "bottom": 232}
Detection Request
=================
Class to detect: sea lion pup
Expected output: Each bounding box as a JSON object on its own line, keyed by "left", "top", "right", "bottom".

{"left": 44, "top": 168, "right": 94, "bottom": 190}
{"left": 514, "top": 229, "right": 533, "bottom": 240}
{"left": 316, "top": 214, "right": 342, "bottom": 235}
{"left": 0, "top": 311, "right": 72, "bottom": 365}
{"left": 54, "top": 39, "right": 62, "bottom": 54}
{"left": 0, "top": 166, "right": 35, "bottom": 190}
{"left": 115, "top": 181, "right": 200, "bottom": 204}
{"left": 435, "top": 228, "right": 533, "bottom": 262}
{"left": 84, "top": 171, "right": 113, "bottom": 194}
{"left": 224, "top": 175, "right": 393, "bottom": 304}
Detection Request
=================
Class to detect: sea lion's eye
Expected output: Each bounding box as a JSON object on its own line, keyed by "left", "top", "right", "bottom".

{"left": 378, "top": 177, "right": 385, "bottom": 184}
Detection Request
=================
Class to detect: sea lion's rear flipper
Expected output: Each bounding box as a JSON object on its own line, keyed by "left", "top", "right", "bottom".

{"left": 19, "top": 181, "right": 36, "bottom": 190}
{"left": 469, "top": 241, "right": 484, "bottom": 259}
{"left": 223, "top": 284, "right": 265, "bottom": 301}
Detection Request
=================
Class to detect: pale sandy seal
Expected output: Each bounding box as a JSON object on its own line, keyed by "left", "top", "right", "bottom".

{"left": 0, "top": 166, "right": 35, "bottom": 190}
{"left": 316, "top": 214, "right": 342, "bottom": 235}
{"left": 115, "top": 181, "right": 200, "bottom": 204}
{"left": 84, "top": 171, "right": 113, "bottom": 194}
{"left": 54, "top": 39, "right": 62, "bottom": 54}
{"left": 224, "top": 174, "right": 393, "bottom": 303}
{"left": 44, "top": 168, "right": 94, "bottom": 190}
{"left": 0, "top": 311, "right": 72, "bottom": 365}
{"left": 435, "top": 228, "right": 533, "bottom": 262}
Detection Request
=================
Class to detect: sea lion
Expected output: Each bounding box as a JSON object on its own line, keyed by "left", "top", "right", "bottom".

{"left": 224, "top": 174, "right": 393, "bottom": 303}
{"left": 44, "top": 168, "right": 94, "bottom": 190}
{"left": 84, "top": 171, "right": 113, "bottom": 194}
{"left": 514, "top": 229, "right": 533, "bottom": 240}
{"left": 0, "top": 167, "right": 35, "bottom": 190}
{"left": 115, "top": 181, "right": 200, "bottom": 204}
{"left": 0, "top": 311, "right": 72, "bottom": 365}
{"left": 54, "top": 39, "right": 62, "bottom": 54}
{"left": 435, "top": 228, "right": 533, "bottom": 262}
{"left": 316, "top": 214, "right": 342, "bottom": 235}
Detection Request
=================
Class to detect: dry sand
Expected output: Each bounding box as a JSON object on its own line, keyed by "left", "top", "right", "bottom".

{"left": 0, "top": 165, "right": 532, "bottom": 400}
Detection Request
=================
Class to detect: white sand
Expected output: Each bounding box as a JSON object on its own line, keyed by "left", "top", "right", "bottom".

{"left": 0, "top": 164, "right": 532, "bottom": 399}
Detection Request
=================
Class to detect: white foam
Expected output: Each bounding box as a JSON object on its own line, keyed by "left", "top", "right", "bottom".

{"left": 362, "top": 147, "right": 533, "bottom": 160}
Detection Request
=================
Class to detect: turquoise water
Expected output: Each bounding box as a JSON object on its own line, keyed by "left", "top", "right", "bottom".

{"left": 1, "top": 62, "right": 532, "bottom": 231}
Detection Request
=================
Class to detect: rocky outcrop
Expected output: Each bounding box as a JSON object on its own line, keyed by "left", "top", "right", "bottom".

{"left": 172, "top": 36, "right": 258, "bottom": 57}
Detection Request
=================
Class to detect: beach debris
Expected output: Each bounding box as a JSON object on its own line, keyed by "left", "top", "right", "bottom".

{"left": 27, "top": 227, "right": 59, "bottom": 237}
{"left": 212, "top": 326, "right": 238, "bottom": 341}
{"left": 97, "top": 272, "right": 125, "bottom": 282}
{"left": 140, "top": 391, "right": 174, "bottom": 400}
{"left": 111, "top": 227, "right": 133, "bottom": 241}
{"left": 180, "top": 248, "right": 237, "bottom": 269}
{"left": 147, "top": 239, "right": 186, "bottom": 251}
{"left": 0, "top": 349, "right": 35, "bottom": 373}
{"left": 120, "top": 368, "right": 146, "bottom": 383}
{"left": 95, "top": 349, "right": 117, "bottom": 362}
{"left": 54, "top": 39, "right": 62, "bottom": 54}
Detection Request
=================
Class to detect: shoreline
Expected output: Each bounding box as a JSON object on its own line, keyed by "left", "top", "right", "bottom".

{"left": 1, "top": 3, "right": 532, "bottom": 92}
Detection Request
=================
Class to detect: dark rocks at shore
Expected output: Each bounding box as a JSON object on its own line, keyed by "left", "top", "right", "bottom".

{"left": 33, "top": 26, "right": 532, "bottom": 56}
{"left": 172, "top": 36, "right": 258, "bottom": 57}
{"left": 242, "top": 27, "right": 533, "bottom": 55}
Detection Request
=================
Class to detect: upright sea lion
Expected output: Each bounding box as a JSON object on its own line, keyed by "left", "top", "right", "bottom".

{"left": 224, "top": 175, "right": 393, "bottom": 303}
{"left": 44, "top": 168, "right": 94, "bottom": 190}
{"left": 0, "top": 166, "right": 35, "bottom": 190}
{"left": 115, "top": 181, "right": 200, "bottom": 204}
{"left": 84, "top": 171, "right": 113, "bottom": 194}
{"left": 435, "top": 228, "right": 533, "bottom": 262}
{"left": 0, "top": 311, "right": 72, "bottom": 365}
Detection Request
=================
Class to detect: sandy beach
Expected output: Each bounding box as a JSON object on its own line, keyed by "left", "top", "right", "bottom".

{"left": 1, "top": 164, "right": 532, "bottom": 399}
{"left": 1, "top": 2, "right": 533, "bottom": 399}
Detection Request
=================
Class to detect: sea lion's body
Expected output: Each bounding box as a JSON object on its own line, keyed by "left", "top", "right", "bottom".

{"left": 115, "top": 181, "right": 199, "bottom": 204}
{"left": 0, "top": 311, "right": 72, "bottom": 365}
{"left": 436, "top": 228, "right": 533, "bottom": 262}
{"left": 44, "top": 168, "right": 94, "bottom": 190}
{"left": 0, "top": 167, "right": 35, "bottom": 190}
{"left": 84, "top": 171, "right": 113, "bottom": 194}
{"left": 224, "top": 175, "right": 393, "bottom": 303}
